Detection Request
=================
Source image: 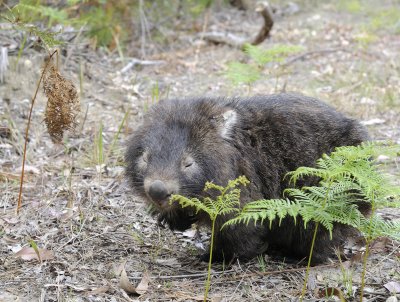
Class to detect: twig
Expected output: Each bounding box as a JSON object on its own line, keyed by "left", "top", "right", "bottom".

{"left": 138, "top": 0, "right": 151, "bottom": 58}
{"left": 193, "top": 8, "right": 211, "bottom": 70}
{"left": 124, "top": 263, "right": 336, "bottom": 281}
{"left": 202, "top": 1, "right": 274, "bottom": 48}
{"left": 64, "top": 25, "right": 86, "bottom": 67}
{"left": 250, "top": 1, "right": 274, "bottom": 45}
{"left": 126, "top": 269, "right": 236, "bottom": 281}
{"left": 283, "top": 47, "right": 346, "bottom": 66}
{"left": 17, "top": 49, "right": 58, "bottom": 214}
{"left": 120, "top": 58, "right": 165, "bottom": 73}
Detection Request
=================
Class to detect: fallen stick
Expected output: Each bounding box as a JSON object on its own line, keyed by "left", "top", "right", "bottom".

{"left": 202, "top": 1, "right": 274, "bottom": 48}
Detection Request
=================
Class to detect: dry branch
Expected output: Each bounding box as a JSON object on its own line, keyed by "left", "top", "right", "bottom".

{"left": 250, "top": 2, "right": 274, "bottom": 45}
{"left": 17, "top": 50, "right": 58, "bottom": 213}
{"left": 202, "top": 1, "right": 274, "bottom": 48}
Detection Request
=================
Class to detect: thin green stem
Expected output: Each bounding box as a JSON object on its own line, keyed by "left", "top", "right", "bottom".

{"left": 15, "top": 34, "right": 27, "bottom": 71}
{"left": 300, "top": 181, "right": 332, "bottom": 301}
{"left": 359, "top": 192, "right": 375, "bottom": 302}
{"left": 359, "top": 239, "right": 370, "bottom": 302}
{"left": 300, "top": 222, "right": 319, "bottom": 301}
{"left": 204, "top": 218, "right": 216, "bottom": 302}
{"left": 105, "top": 109, "right": 129, "bottom": 165}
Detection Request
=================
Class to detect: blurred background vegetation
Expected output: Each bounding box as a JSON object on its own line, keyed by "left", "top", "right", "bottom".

{"left": 2, "top": 0, "right": 399, "bottom": 52}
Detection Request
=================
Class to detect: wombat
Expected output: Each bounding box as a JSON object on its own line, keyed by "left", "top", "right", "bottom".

{"left": 125, "top": 93, "right": 370, "bottom": 264}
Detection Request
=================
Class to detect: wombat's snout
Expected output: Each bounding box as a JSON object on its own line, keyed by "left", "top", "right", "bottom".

{"left": 148, "top": 180, "right": 173, "bottom": 206}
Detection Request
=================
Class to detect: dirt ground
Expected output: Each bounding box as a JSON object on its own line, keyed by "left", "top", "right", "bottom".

{"left": 1, "top": 1, "right": 400, "bottom": 301}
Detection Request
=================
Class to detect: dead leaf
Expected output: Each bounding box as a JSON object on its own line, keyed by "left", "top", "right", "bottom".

{"left": 182, "top": 228, "right": 197, "bottom": 238}
{"left": 384, "top": 281, "right": 400, "bottom": 294}
{"left": 135, "top": 272, "right": 150, "bottom": 295}
{"left": 370, "top": 237, "right": 389, "bottom": 252}
{"left": 119, "top": 268, "right": 150, "bottom": 295}
{"left": 119, "top": 268, "right": 142, "bottom": 295}
{"left": 386, "top": 296, "right": 398, "bottom": 302}
{"left": 350, "top": 251, "right": 364, "bottom": 264}
{"left": 317, "top": 287, "right": 345, "bottom": 302}
{"left": 14, "top": 247, "right": 54, "bottom": 261}
{"left": 156, "top": 258, "right": 181, "bottom": 267}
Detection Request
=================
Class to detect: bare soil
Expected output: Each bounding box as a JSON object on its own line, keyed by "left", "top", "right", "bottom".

{"left": 1, "top": 1, "right": 399, "bottom": 301}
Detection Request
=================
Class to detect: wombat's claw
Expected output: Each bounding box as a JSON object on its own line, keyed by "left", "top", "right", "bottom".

{"left": 157, "top": 217, "right": 166, "bottom": 228}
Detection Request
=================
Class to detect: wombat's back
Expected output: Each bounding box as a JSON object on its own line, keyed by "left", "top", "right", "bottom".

{"left": 126, "top": 93, "right": 370, "bottom": 264}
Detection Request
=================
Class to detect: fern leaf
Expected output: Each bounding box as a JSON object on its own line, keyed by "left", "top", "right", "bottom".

{"left": 359, "top": 215, "right": 400, "bottom": 241}
{"left": 222, "top": 199, "right": 300, "bottom": 229}
{"left": 243, "top": 43, "right": 304, "bottom": 65}
{"left": 225, "top": 62, "right": 261, "bottom": 86}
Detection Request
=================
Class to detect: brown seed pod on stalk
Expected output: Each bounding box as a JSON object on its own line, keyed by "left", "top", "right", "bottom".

{"left": 43, "top": 59, "right": 80, "bottom": 143}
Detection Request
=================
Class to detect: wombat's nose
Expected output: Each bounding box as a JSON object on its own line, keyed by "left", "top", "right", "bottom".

{"left": 148, "top": 180, "right": 171, "bottom": 204}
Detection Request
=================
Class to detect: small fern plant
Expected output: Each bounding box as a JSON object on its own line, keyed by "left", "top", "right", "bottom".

{"left": 224, "top": 43, "right": 303, "bottom": 91}
{"left": 224, "top": 142, "right": 400, "bottom": 301}
{"left": 170, "top": 175, "right": 249, "bottom": 302}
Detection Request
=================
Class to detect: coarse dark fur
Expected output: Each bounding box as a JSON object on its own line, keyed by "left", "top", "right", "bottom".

{"left": 125, "top": 93, "right": 370, "bottom": 264}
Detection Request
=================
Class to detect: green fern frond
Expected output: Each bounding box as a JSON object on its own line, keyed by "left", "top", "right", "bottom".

{"left": 16, "top": 3, "right": 68, "bottom": 25}
{"left": 224, "top": 62, "right": 261, "bottom": 86}
{"left": 359, "top": 216, "right": 400, "bottom": 241}
{"left": 4, "top": 7, "right": 63, "bottom": 48}
{"left": 171, "top": 195, "right": 210, "bottom": 215}
{"left": 170, "top": 176, "right": 249, "bottom": 221}
{"left": 229, "top": 142, "right": 399, "bottom": 241}
{"left": 243, "top": 43, "right": 304, "bottom": 65}
{"left": 223, "top": 199, "right": 301, "bottom": 229}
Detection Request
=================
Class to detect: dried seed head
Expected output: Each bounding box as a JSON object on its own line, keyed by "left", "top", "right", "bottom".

{"left": 43, "top": 59, "right": 80, "bottom": 143}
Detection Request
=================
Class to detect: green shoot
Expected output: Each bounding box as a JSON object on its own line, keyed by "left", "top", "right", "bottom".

{"left": 224, "top": 44, "right": 303, "bottom": 89}
{"left": 171, "top": 176, "right": 249, "bottom": 302}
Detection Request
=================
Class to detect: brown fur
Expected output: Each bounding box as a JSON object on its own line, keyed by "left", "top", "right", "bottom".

{"left": 125, "top": 93, "right": 370, "bottom": 264}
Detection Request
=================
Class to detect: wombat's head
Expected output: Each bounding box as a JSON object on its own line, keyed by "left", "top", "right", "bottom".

{"left": 125, "top": 98, "right": 240, "bottom": 230}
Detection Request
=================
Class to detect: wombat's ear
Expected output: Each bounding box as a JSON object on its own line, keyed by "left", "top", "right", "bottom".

{"left": 217, "top": 109, "right": 238, "bottom": 139}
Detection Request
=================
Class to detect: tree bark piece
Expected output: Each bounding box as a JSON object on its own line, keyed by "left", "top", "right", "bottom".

{"left": 250, "top": 2, "right": 274, "bottom": 45}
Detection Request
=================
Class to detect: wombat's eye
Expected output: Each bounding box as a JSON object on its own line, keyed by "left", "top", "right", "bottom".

{"left": 182, "top": 156, "right": 195, "bottom": 169}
